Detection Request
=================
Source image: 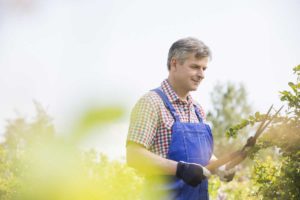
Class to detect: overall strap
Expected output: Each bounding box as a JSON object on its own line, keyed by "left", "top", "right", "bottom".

{"left": 152, "top": 87, "right": 180, "bottom": 122}
{"left": 193, "top": 104, "right": 204, "bottom": 123}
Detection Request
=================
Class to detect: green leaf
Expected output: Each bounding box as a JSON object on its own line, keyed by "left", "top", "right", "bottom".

{"left": 293, "top": 64, "right": 300, "bottom": 72}
{"left": 255, "top": 112, "right": 260, "bottom": 119}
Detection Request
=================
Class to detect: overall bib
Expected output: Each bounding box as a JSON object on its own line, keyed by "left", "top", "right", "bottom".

{"left": 148, "top": 88, "right": 214, "bottom": 200}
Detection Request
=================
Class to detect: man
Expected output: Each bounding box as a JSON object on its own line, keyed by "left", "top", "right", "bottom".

{"left": 126, "top": 37, "right": 235, "bottom": 200}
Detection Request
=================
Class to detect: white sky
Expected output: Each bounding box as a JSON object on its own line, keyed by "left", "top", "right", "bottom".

{"left": 0, "top": 0, "right": 299, "bottom": 159}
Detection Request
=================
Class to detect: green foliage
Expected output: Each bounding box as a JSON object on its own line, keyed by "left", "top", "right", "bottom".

{"left": 207, "top": 82, "right": 254, "bottom": 198}
{"left": 225, "top": 65, "right": 300, "bottom": 199}
{"left": 209, "top": 168, "right": 258, "bottom": 200}
{"left": 207, "top": 82, "right": 252, "bottom": 137}
{"left": 71, "top": 106, "right": 124, "bottom": 143}
{"left": 0, "top": 104, "right": 143, "bottom": 200}
{"left": 252, "top": 156, "right": 300, "bottom": 199}
{"left": 208, "top": 65, "right": 300, "bottom": 199}
{"left": 225, "top": 111, "right": 286, "bottom": 138}
{"left": 207, "top": 82, "right": 252, "bottom": 156}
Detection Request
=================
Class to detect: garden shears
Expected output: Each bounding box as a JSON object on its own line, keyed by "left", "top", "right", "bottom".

{"left": 206, "top": 105, "right": 284, "bottom": 172}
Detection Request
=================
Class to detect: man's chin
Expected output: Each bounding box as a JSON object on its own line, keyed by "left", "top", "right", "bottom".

{"left": 189, "top": 86, "right": 198, "bottom": 91}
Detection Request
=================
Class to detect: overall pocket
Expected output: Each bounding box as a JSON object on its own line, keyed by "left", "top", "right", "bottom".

{"left": 183, "top": 130, "right": 213, "bottom": 166}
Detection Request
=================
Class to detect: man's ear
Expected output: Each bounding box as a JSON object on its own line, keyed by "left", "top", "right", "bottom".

{"left": 170, "top": 58, "right": 177, "bottom": 72}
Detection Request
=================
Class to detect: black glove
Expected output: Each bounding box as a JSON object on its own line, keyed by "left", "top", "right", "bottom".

{"left": 176, "top": 161, "right": 210, "bottom": 187}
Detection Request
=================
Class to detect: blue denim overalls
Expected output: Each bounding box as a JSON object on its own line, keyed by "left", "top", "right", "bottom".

{"left": 148, "top": 87, "right": 214, "bottom": 200}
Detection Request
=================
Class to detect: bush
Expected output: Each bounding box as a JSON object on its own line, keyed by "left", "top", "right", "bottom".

{"left": 0, "top": 104, "right": 144, "bottom": 200}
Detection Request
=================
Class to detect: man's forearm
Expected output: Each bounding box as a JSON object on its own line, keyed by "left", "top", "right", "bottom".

{"left": 126, "top": 143, "right": 177, "bottom": 175}
{"left": 126, "top": 142, "right": 212, "bottom": 187}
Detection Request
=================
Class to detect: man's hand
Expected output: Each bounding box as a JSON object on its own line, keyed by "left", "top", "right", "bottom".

{"left": 215, "top": 165, "right": 236, "bottom": 182}
{"left": 176, "top": 161, "right": 211, "bottom": 187}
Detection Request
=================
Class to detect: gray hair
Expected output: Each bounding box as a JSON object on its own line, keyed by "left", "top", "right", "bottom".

{"left": 167, "top": 37, "right": 212, "bottom": 70}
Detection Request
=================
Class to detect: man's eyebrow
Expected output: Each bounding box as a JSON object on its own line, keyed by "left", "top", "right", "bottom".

{"left": 191, "top": 64, "right": 207, "bottom": 68}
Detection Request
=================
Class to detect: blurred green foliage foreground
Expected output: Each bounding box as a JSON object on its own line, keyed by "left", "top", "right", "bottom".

{"left": 0, "top": 105, "right": 143, "bottom": 200}
{"left": 0, "top": 66, "right": 299, "bottom": 200}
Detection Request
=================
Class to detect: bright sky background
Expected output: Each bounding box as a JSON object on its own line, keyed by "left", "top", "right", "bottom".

{"left": 0, "top": 0, "right": 299, "bottom": 159}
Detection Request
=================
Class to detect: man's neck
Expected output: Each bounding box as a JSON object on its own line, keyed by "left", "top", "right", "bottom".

{"left": 167, "top": 77, "right": 189, "bottom": 101}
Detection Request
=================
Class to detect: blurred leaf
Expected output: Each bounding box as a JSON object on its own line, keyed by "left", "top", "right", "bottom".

{"left": 70, "top": 106, "right": 124, "bottom": 143}
{"left": 79, "top": 106, "right": 124, "bottom": 128}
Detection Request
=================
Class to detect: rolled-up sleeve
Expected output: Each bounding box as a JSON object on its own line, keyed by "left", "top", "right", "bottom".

{"left": 127, "top": 93, "right": 159, "bottom": 149}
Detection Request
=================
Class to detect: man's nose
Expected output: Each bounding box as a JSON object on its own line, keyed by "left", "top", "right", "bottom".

{"left": 197, "top": 69, "right": 205, "bottom": 79}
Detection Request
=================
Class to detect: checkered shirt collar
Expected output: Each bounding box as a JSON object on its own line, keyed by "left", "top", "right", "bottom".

{"left": 161, "top": 79, "right": 194, "bottom": 105}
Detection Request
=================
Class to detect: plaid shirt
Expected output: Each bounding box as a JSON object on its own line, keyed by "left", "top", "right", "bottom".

{"left": 127, "top": 79, "right": 206, "bottom": 158}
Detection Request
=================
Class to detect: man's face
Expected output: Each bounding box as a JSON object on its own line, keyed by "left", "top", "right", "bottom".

{"left": 170, "top": 54, "right": 208, "bottom": 92}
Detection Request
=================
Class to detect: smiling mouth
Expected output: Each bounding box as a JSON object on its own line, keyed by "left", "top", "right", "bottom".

{"left": 192, "top": 79, "right": 201, "bottom": 84}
